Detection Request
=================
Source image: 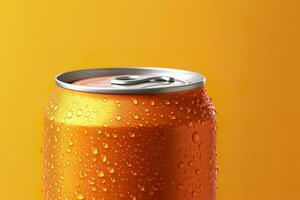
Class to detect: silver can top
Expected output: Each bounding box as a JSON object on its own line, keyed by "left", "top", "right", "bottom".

{"left": 55, "top": 67, "right": 205, "bottom": 94}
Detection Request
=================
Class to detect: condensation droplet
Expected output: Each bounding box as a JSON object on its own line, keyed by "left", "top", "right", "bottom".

{"left": 66, "top": 111, "right": 73, "bottom": 118}
{"left": 192, "top": 131, "right": 200, "bottom": 143}
{"left": 199, "top": 184, "right": 203, "bottom": 190}
{"left": 101, "top": 155, "right": 107, "bottom": 162}
{"left": 84, "top": 111, "right": 91, "bottom": 117}
{"left": 103, "top": 143, "right": 109, "bottom": 149}
{"left": 195, "top": 169, "right": 201, "bottom": 175}
{"left": 139, "top": 185, "right": 145, "bottom": 192}
{"left": 133, "top": 115, "right": 139, "bottom": 119}
{"left": 178, "top": 162, "right": 184, "bottom": 169}
{"left": 150, "top": 100, "right": 155, "bottom": 106}
{"left": 68, "top": 139, "right": 74, "bottom": 146}
{"left": 131, "top": 98, "right": 138, "bottom": 105}
{"left": 88, "top": 180, "right": 95, "bottom": 185}
{"left": 192, "top": 191, "right": 197, "bottom": 197}
{"left": 176, "top": 183, "right": 183, "bottom": 190}
{"left": 101, "top": 186, "right": 107, "bottom": 192}
{"left": 170, "top": 115, "right": 176, "bottom": 120}
{"left": 107, "top": 167, "right": 115, "bottom": 174}
{"left": 129, "top": 132, "right": 135, "bottom": 138}
{"left": 105, "top": 132, "right": 110, "bottom": 137}
{"left": 92, "top": 148, "right": 98, "bottom": 155}
{"left": 115, "top": 115, "right": 121, "bottom": 121}
{"left": 54, "top": 135, "right": 58, "bottom": 143}
{"left": 76, "top": 109, "right": 83, "bottom": 116}
{"left": 93, "top": 108, "right": 99, "bottom": 113}
{"left": 75, "top": 193, "right": 84, "bottom": 200}
{"left": 90, "top": 186, "right": 96, "bottom": 191}
{"left": 163, "top": 100, "right": 170, "bottom": 105}
{"left": 97, "top": 170, "right": 105, "bottom": 177}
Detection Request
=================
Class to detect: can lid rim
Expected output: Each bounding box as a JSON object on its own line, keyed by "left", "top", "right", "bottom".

{"left": 55, "top": 67, "right": 206, "bottom": 94}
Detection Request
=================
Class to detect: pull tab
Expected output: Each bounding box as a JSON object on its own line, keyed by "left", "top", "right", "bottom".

{"left": 110, "top": 75, "right": 175, "bottom": 85}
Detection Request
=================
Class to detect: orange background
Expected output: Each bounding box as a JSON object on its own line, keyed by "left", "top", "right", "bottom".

{"left": 0, "top": 0, "right": 299, "bottom": 199}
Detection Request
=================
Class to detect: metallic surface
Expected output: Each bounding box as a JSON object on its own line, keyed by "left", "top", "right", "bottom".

{"left": 110, "top": 75, "right": 175, "bottom": 86}
{"left": 55, "top": 67, "right": 205, "bottom": 94}
{"left": 43, "top": 86, "right": 217, "bottom": 200}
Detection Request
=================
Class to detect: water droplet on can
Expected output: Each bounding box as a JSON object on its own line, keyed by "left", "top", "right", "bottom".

{"left": 170, "top": 115, "right": 176, "bottom": 120}
{"left": 139, "top": 185, "right": 145, "bottom": 192}
{"left": 192, "top": 131, "right": 200, "bottom": 143}
{"left": 93, "top": 108, "right": 99, "bottom": 113}
{"left": 92, "top": 148, "right": 98, "bottom": 155}
{"left": 163, "top": 100, "right": 170, "bottom": 105}
{"left": 97, "top": 170, "right": 104, "bottom": 177}
{"left": 76, "top": 109, "right": 83, "bottom": 116}
{"left": 66, "top": 111, "right": 73, "bottom": 118}
{"left": 192, "top": 191, "right": 197, "bottom": 197}
{"left": 150, "top": 100, "right": 155, "bottom": 106}
{"left": 84, "top": 111, "right": 91, "bottom": 117}
{"left": 176, "top": 183, "right": 183, "bottom": 190}
{"left": 90, "top": 185, "right": 96, "bottom": 191}
{"left": 101, "top": 186, "right": 107, "bottom": 192}
{"left": 131, "top": 98, "right": 138, "bottom": 105}
{"left": 75, "top": 193, "right": 84, "bottom": 200}
{"left": 129, "top": 132, "right": 135, "bottom": 138}
{"left": 107, "top": 167, "right": 115, "bottom": 174}
{"left": 68, "top": 139, "right": 74, "bottom": 146}
{"left": 103, "top": 143, "right": 109, "bottom": 149}
{"left": 101, "top": 155, "right": 107, "bottom": 162}
{"left": 115, "top": 115, "right": 121, "bottom": 121}
{"left": 178, "top": 162, "right": 184, "bottom": 169}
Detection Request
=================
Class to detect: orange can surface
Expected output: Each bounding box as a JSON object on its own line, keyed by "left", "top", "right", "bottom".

{"left": 43, "top": 68, "right": 217, "bottom": 200}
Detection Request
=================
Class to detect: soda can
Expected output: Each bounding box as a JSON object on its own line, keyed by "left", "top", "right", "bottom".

{"left": 43, "top": 67, "right": 217, "bottom": 200}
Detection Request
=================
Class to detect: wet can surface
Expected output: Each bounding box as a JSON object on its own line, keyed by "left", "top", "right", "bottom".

{"left": 43, "top": 67, "right": 217, "bottom": 200}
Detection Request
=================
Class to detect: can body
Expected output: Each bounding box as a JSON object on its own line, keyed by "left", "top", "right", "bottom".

{"left": 43, "top": 84, "right": 216, "bottom": 199}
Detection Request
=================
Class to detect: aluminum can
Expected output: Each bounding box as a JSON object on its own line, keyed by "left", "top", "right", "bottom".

{"left": 43, "top": 67, "right": 217, "bottom": 200}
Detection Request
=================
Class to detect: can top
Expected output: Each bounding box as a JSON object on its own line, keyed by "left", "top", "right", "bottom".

{"left": 55, "top": 67, "right": 205, "bottom": 94}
